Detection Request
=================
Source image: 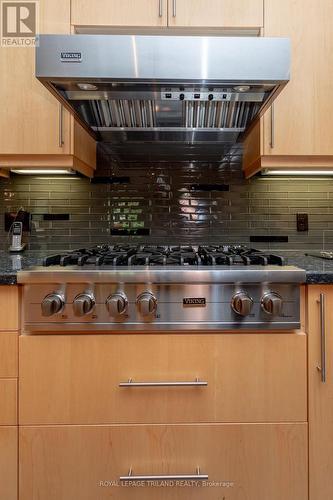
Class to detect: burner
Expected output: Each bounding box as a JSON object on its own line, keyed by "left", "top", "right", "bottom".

{"left": 198, "top": 246, "right": 285, "bottom": 267}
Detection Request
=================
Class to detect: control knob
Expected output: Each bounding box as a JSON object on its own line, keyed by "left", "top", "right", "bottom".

{"left": 41, "top": 293, "right": 64, "bottom": 317}
{"left": 261, "top": 292, "right": 283, "bottom": 316}
{"left": 106, "top": 292, "right": 128, "bottom": 317}
{"left": 136, "top": 291, "right": 157, "bottom": 316}
{"left": 73, "top": 293, "right": 95, "bottom": 316}
{"left": 231, "top": 292, "right": 253, "bottom": 316}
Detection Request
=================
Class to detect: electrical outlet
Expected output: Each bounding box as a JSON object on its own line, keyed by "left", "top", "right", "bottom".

{"left": 297, "top": 213, "right": 309, "bottom": 232}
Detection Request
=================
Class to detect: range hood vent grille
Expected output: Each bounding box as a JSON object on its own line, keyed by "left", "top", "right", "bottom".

{"left": 86, "top": 99, "right": 261, "bottom": 130}
{"left": 183, "top": 100, "right": 260, "bottom": 129}
{"left": 90, "top": 99, "right": 156, "bottom": 128}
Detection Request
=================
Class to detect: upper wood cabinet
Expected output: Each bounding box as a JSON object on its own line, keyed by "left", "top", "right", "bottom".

{"left": 0, "top": 0, "right": 96, "bottom": 176}
{"left": 71, "top": 0, "right": 263, "bottom": 29}
{"left": 308, "top": 286, "right": 333, "bottom": 500}
{"left": 71, "top": 0, "right": 168, "bottom": 27}
{"left": 168, "top": 0, "right": 263, "bottom": 28}
{"left": 243, "top": 0, "right": 333, "bottom": 176}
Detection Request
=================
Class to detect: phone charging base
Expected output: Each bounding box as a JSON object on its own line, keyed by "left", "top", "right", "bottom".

{"left": 9, "top": 243, "right": 26, "bottom": 253}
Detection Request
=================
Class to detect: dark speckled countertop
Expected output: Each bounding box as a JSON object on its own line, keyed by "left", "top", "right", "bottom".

{"left": 278, "top": 252, "right": 333, "bottom": 284}
{"left": 0, "top": 251, "right": 46, "bottom": 284}
{"left": 0, "top": 250, "right": 333, "bottom": 285}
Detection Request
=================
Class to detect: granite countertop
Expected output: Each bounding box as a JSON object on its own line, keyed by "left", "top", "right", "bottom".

{"left": 278, "top": 251, "right": 333, "bottom": 284}
{"left": 0, "top": 251, "right": 46, "bottom": 284}
{"left": 1, "top": 250, "right": 333, "bottom": 285}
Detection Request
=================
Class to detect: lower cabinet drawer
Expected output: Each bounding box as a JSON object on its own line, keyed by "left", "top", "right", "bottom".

{"left": 19, "top": 333, "right": 307, "bottom": 424}
{"left": 0, "top": 426, "right": 17, "bottom": 500}
{"left": 19, "top": 423, "right": 308, "bottom": 500}
{"left": 0, "top": 379, "right": 17, "bottom": 425}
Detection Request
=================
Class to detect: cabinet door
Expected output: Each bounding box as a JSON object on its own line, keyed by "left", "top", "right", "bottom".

{"left": 0, "top": 380, "right": 17, "bottom": 425}
{"left": 0, "top": 332, "right": 18, "bottom": 426}
{"left": 19, "top": 333, "right": 307, "bottom": 424}
{"left": 0, "top": 427, "right": 17, "bottom": 500}
{"left": 0, "top": 0, "right": 71, "bottom": 155}
{"left": 263, "top": 0, "right": 333, "bottom": 156}
{"left": 0, "top": 287, "right": 19, "bottom": 331}
{"left": 20, "top": 423, "right": 307, "bottom": 500}
{"left": 71, "top": 0, "right": 168, "bottom": 28}
{"left": 308, "top": 286, "right": 333, "bottom": 500}
{"left": 0, "top": 334, "right": 18, "bottom": 377}
{"left": 168, "top": 0, "right": 263, "bottom": 28}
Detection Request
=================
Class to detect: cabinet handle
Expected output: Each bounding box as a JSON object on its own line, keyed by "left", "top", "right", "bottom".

{"left": 317, "top": 293, "right": 326, "bottom": 383}
{"left": 119, "top": 377, "right": 208, "bottom": 387}
{"left": 120, "top": 467, "right": 208, "bottom": 482}
{"left": 158, "top": 0, "right": 163, "bottom": 17}
{"left": 58, "top": 104, "right": 64, "bottom": 147}
{"left": 270, "top": 103, "right": 275, "bottom": 148}
{"left": 172, "top": 0, "right": 176, "bottom": 17}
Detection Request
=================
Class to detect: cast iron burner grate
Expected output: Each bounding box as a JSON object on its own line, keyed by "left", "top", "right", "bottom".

{"left": 43, "top": 244, "right": 285, "bottom": 267}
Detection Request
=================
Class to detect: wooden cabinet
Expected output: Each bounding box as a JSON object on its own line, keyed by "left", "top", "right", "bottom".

{"left": 0, "top": 169, "right": 9, "bottom": 178}
{"left": 71, "top": 0, "right": 263, "bottom": 30}
{"left": 0, "top": 427, "right": 17, "bottom": 500}
{"left": 0, "top": 334, "right": 18, "bottom": 377}
{"left": 0, "top": 287, "right": 19, "bottom": 331}
{"left": 0, "top": 380, "right": 17, "bottom": 425}
{"left": 0, "top": 333, "right": 18, "bottom": 424}
{"left": 243, "top": 0, "right": 333, "bottom": 176}
{"left": 71, "top": 0, "right": 168, "bottom": 28}
{"left": 20, "top": 423, "right": 307, "bottom": 500}
{"left": 0, "top": 0, "right": 96, "bottom": 176}
{"left": 19, "top": 333, "right": 307, "bottom": 424}
{"left": 168, "top": 0, "right": 263, "bottom": 29}
{"left": 308, "top": 286, "right": 333, "bottom": 500}
{"left": 0, "top": 289, "right": 19, "bottom": 497}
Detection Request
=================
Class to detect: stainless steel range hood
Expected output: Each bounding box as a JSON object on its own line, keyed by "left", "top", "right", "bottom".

{"left": 36, "top": 35, "right": 290, "bottom": 159}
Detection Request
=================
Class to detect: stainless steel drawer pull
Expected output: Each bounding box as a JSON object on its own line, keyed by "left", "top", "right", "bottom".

{"left": 119, "top": 377, "right": 208, "bottom": 387}
{"left": 172, "top": 0, "right": 176, "bottom": 17}
{"left": 120, "top": 467, "right": 208, "bottom": 482}
{"left": 317, "top": 293, "right": 326, "bottom": 383}
{"left": 158, "top": 0, "right": 163, "bottom": 17}
{"left": 270, "top": 103, "right": 275, "bottom": 148}
{"left": 58, "top": 104, "right": 64, "bottom": 147}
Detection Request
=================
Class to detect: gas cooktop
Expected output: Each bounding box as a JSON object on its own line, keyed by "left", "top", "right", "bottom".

{"left": 43, "top": 245, "right": 286, "bottom": 267}
{"left": 18, "top": 244, "right": 305, "bottom": 333}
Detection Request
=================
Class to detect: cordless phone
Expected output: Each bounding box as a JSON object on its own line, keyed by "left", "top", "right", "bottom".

{"left": 9, "top": 221, "right": 26, "bottom": 252}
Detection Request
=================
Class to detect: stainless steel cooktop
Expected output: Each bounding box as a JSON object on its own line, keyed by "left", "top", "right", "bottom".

{"left": 18, "top": 245, "right": 305, "bottom": 333}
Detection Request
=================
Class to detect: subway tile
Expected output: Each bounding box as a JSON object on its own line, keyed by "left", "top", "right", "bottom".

{"left": 309, "top": 182, "right": 333, "bottom": 192}
{"left": 250, "top": 192, "right": 288, "bottom": 199}
{"left": 1, "top": 159, "right": 333, "bottom": 250}
{"left": 269, "top": 184, "right": 308, "bottom": 193}
{"left": 292, "top": 192, "right": 328, "bottom": 199}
